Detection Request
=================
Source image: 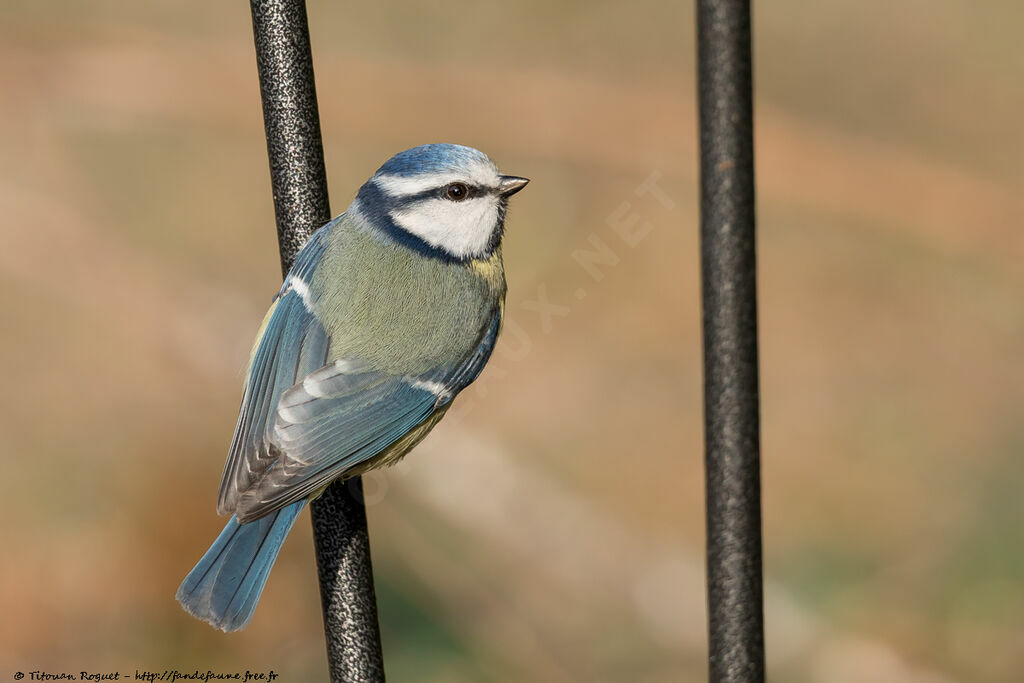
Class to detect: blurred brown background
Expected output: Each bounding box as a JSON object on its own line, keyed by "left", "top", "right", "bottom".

{"left": 2, "top": 1, "right": 1023, "bottom": 681}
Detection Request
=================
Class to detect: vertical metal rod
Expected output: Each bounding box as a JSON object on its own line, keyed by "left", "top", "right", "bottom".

{"left": 249, "top": 1, "right": 386, "bottom": 680}
{"left": 697, "top": 1, "right": 766, "bottom": 681}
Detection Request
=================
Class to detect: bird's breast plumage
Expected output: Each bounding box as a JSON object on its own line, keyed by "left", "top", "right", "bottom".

{"left": 310, "top": 214, "right": 505, "bottom": 374}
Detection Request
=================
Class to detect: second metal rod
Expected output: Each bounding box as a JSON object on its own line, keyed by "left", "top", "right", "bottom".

{"left": 697, "top": 0, "right": 766, "bottom": 681}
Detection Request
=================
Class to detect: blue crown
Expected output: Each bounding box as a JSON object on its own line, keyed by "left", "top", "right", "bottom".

{"left": 374, "top": 143, "right": 490, "bottom": 178}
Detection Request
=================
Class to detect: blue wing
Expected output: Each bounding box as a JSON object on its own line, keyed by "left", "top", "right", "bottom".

{"left": 231, "top": 308, "right": 501, "bottom": 523}
{"left": 217, "top": 229, "right": 330, "bottom": 515}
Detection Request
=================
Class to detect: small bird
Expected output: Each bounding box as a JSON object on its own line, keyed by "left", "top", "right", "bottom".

{"left": 177, "top": 143, "right": 528, "bottom": 631}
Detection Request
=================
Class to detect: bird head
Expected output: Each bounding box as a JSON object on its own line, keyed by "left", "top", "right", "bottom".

{"left": 350, "top": 144, "right": 528, "bottom": 262}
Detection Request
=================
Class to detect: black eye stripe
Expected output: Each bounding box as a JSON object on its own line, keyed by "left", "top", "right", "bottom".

{"left": 372, "top": 179, "right": 499, "bottom": 208}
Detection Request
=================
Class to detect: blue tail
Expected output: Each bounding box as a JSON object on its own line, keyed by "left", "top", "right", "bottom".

{"left": 176, "top": 500, "right": 306, "bottom": 631}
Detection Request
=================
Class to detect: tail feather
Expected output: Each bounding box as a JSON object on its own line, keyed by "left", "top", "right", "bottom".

{"left": 177, "top": 500, "right": 306, "bottom": 631}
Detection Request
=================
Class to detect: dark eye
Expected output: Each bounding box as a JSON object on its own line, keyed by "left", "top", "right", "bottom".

{"left": 445, "top": 183, "right": 470, "bottom": 201}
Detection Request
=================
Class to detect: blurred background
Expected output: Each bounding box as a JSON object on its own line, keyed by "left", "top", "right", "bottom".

{"left": 2, "top": 1, "right": 1023, "bottom": 681}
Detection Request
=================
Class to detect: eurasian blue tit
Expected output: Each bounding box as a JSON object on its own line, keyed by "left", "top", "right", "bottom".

{"left": 177, "top": 144, "right": 528, "bottom": 631}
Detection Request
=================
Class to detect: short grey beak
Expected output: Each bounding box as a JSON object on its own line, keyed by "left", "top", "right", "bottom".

{"left": 498, "top": 175, "right": 530, "bottom": 197}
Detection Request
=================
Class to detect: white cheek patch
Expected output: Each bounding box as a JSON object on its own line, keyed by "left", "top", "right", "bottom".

{"left": 391, "top": 196, "right": 499, "bottom": 258}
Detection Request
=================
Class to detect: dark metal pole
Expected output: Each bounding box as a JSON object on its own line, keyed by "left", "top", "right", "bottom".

{"left": 249, "top": 2, "right": 385, "bottom": 680}
{"left": 697, "top": 1, "right": 766, "bottom": 681}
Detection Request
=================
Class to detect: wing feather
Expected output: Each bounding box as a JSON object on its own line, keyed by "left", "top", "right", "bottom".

{"left": 216, "top": 230, "right": 332, "bottom": 514}
{"left": 230, "top": 308, "right": 502, "bottom": 523}
{"left": 216, "top": 292, "right": 330, "bottom": 515}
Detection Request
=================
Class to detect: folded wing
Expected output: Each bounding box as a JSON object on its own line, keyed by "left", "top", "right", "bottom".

{"left": 217, "top": 230, "right": 330, "bottom": 515}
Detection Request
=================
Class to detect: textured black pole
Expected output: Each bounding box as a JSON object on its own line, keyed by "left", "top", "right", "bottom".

{"left": 249, "top": 1, "right": 386, "bottom": 680}
{"left": 697, "top": 1, "right": 766, "bottom": 681}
